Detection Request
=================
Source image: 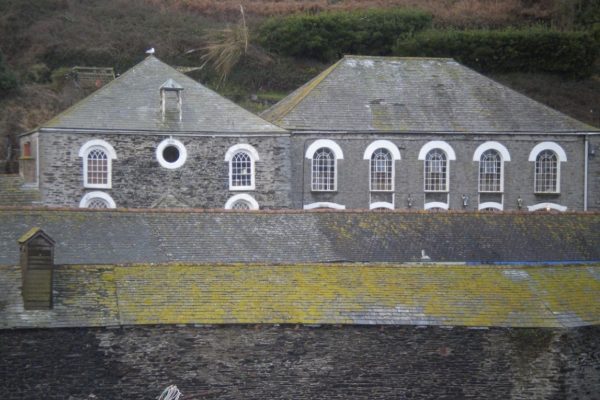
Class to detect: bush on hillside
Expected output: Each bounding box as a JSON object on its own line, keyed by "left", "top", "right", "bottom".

{"left": 0, "top": 51, "right": 19, "bottom": 95}
{"left": 258, "top": 8, "right": 432, "bottom": 61}
{"left": 393, "top": 28, "right": 598, "bottom": 78}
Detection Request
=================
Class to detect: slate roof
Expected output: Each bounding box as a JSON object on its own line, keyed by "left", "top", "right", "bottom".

{"left": 40, "top": 56, "right": 286, "bottom": 134}
{"left": 1, "top": 208, "right": 599, "bottom": 266}
{"left": 261, "top": 56, "right": 599, "bottom": 133}
{"left": 1, "top": 263, "right": 599, "bottom": 328}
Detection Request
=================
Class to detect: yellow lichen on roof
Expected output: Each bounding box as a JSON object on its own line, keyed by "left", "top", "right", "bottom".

{"left": 3, "top": 263, "right": 599, "bottom": 329}
{"left": 112, "top": 264, "right": 600, "bottom": 328}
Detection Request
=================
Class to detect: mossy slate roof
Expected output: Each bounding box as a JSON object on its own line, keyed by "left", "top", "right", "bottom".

{"left": 1, "top": 208, "right": 599, "bottom": 266}
{"left": 262, "top": 56, "right": 598, "bottom": 133}
{"left": 41, "top": 56, "right": 286, "bottom": 134}
{"left": 1, "top": 263, "right": 599, "bottom": 328}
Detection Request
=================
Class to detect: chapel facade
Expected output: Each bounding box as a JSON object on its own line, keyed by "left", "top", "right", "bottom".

{"left": 15, "top": 55, "right": 600, "bottom": 211}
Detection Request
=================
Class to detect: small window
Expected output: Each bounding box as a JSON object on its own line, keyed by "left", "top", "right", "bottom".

{"left": 79, "top": 191, "right": 116, "bottom": 209}
{"left": 23, "top": 142, "right": 32, "bottom": 158}
{"left": 87, "top": 198, "right": 110, "bottom": 208}
{"left": 231, "top": 200, "right": 251, "bottom": 210}
{"left": 479, "top": 149, "right": 502, "bottom": 192}
{"left": 535, "top": 150, "right": 558, "bottom": 193}
{"left": 156, "top": 138, "right": 187, "bottom": 169}
{"left": 370, "top": 148, "right": 393, "bottom": 191}
{"left": 312, "top": 148, "right": 336, "bottom": 191}
{"left": 424, "top": 150, "right": 448, "bottom": 192}
{"left": 224, "top": 193, "right": 259, "bottom": 210}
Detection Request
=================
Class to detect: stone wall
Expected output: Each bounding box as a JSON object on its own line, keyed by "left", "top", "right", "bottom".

{"left": 1, "top": 325, "right": 599, "bottom": 399}
{"left": 291, "top": 134, "right": 587, "bottom": 211}
{"left": 588, "top": 135, "right": 600, "bottom": 211}
{"left": 37, "top": 131, "right": 292, "bottom": 209}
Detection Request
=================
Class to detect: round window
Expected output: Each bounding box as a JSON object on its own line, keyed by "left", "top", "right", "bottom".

{"left": 163, "top": 145, "right": 180, "bottom": 163}
{"left": 156, "top": 138, "right": 187, "bottom": 169}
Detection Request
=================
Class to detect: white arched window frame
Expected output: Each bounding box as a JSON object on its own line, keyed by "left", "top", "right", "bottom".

{"left": 303, "top": 202, "right": 346, "bottom": 210}
{"left": 473, "top": 142, "right": 511, "bottom": 193}
{"left": 79, "top": 191, "right": 116, "bottom": 209}
{"left": 478, "top": 202, "right": 504, "bottom": 211}
{"left": 224, "top": 193, "right": 259, "bottom": 210}
{"left": 78, "top": 139, "right": 117, "bottom": 189}
{"left": 363, "top": 140, "right": 401, "bottom": 192}
{"left": 306, "top": 139, "right": 344, "bottom": 192}
{"left": 424, "top": 202, "right": 449, "bottom": 211}
{"left": 418, "top": 141, "right": 455, "bottom": 193}
{"left": 528, "top": 142, "right": 567, "bottom": 194}
{"left": 527, "top": 202, "right": 567, "bottom": 212}
{"left": 225, "top": 144, "right": 260, "bottom": 191}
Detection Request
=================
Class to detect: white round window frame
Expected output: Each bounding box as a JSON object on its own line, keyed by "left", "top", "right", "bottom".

{"left": 224, "top": 193, "right": 259, "bottom": 210}
{"left": 79, "top": 191, "right": 116, "bottom": 209}
{"left": 156, "top": 138, "right": 187, "bottom": 169}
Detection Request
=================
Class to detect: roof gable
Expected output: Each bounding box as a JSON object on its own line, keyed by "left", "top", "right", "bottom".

{"left": 262, "top": 56, "right": 598, "bottom": 133}
{"left": 44, "top": 56, "right": 286, "bottom": 134}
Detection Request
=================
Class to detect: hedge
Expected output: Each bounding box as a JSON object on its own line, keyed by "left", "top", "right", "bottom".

{"left": 0, "top": 51, "right": 18, "bottom": 95}
{"left": 258, "top": 9, "right": 432, "bottom": 61}
{"left": 393, "top": 28, "right": 598, "bottom": 77}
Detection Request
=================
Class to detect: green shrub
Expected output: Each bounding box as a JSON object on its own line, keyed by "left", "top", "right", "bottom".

{"left": 0, "top": 51, "right": 18, "bottom": 95}
{"left": 258, "top": 8, "right": 432, "bottom": 61}
{"left": 393, "top": 28, "right": 598, "bottom": 77}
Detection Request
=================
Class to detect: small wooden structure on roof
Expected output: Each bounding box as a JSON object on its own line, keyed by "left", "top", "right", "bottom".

{"left": 18, "top": 227, "right": 55, "bottom": 309}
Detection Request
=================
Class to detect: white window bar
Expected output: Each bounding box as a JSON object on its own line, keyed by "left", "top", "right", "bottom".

{"left": 479, "top": 149, "right": 502, "bottom": 192}
{"left": 535, "top": 150, "right": 558, "bottom": 193}
{"left": 231, "top": 152, "right": 252, "bottom": 188}
{"left": 424, "top": 150, "right": 447, "bottom": 192}
{"left": 312, "top": 148, "right": 336, "bottom": 191}
{"left": 231, "top": 200, "right": 251, "bottom": 210}
{"left": 87, "top": 148, "right": 108, "bottom": 186}
{"left": 370, "top": 148, "right": 393, "bottom": 191}
{"left": 87, "top": 198, "right": 110, "bottom": 208}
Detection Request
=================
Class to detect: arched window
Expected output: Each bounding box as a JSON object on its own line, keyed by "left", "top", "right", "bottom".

{"left": 79, "top": 140, "right": 117, "bottom": 189}
{"left": 79, "top": 191, "right": 116, "bottom": 209}
{"left": 479, "top": 150, "right": 502, "bottom": 192}
{"left": 424, "top": 150, "right": 448, "bottom": 192}
{"left": 363, "top": 140, "right": 400, "bottom": 192}
{"left": 535, "top": 150, "right": 558, "bottom": 193}
{"left": 224, "top": 193, "right": 259, "bottom": 210}
{"left": 231, "top": 151, "right": 253, "bottom": 189}
{"left": 225, "top": 144, "right": 259, "bottom": 191}
{"left": 312, "top": 148, "right": 336, "bottom": 191}
{"left": 528, "top": 142, "right": 566, "bottom": 194}
{"left": 370, "top": 149, "right": 393, "bottom": 191}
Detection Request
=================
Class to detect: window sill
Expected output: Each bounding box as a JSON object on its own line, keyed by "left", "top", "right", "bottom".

{"left": 230, "top": 186, "right": 255, "bottom": 191}
{"left": 534, "top": 192, "right": 560, "bottom": 195}
{"left": 84, "top": 184, "right": 112, "bottom": 189}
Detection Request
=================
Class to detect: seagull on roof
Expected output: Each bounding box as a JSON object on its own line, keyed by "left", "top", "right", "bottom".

{"left": 146, "top": 47, "right": 155, "bottom": 55}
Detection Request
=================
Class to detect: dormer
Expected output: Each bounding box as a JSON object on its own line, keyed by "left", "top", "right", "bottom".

{"left": 160, "top": 79, "right": 184, "bottom": 121}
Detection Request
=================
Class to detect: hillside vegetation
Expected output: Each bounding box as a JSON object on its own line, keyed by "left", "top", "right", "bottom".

{"left": 0, "top": 0, "right": 599, "bottom": 171}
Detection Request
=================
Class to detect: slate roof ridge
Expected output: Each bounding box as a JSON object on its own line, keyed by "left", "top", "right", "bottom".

{"left": 450, "top": 61, "right": 599, "bottom": 132}
{"left": 0, "top": 206, "right": 598, "bottom": 216}
{"left": 40, "top": 55, "right": 156, "bottom": 131}
{"left": 260, "top": 58, "right": 343, "bottom": 124}
{"left": 262, "top": 55, "right": 598, "bottom": 133}
{"left": 37, "top": 55, "right": 287, "bottom": 134}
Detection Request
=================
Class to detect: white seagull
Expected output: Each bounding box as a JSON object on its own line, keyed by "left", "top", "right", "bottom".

{"left": 145, "top": 47, "right": 155, "bottom": 55}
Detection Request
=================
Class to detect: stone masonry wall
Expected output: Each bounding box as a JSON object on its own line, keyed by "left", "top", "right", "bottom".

{"left": 38, "top": 132, "right": 292, "bottom": 209}
{"left": 1, "top": 325, "right": 599, "bottom": 399}
{"left": 588, "top": 136, "right": 600, "bottom": 211}
{"left": 291, "top": 134, "right": 587, "bottom": 211}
